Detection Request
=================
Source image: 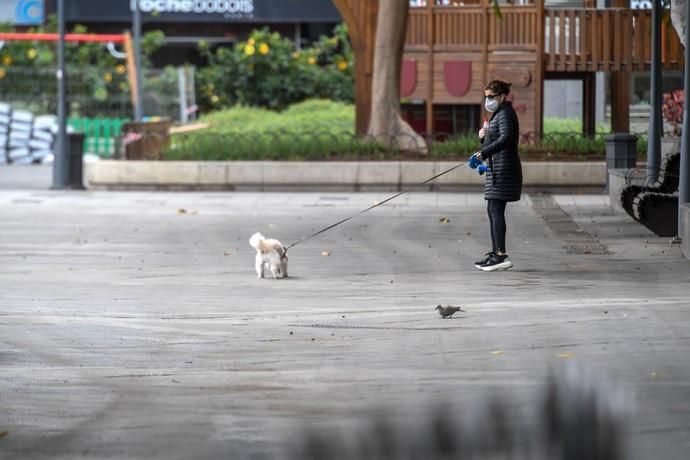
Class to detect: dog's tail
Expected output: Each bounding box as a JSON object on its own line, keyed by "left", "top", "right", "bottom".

{"left": 249, "top": 232, "right": 265, "bottom": 250}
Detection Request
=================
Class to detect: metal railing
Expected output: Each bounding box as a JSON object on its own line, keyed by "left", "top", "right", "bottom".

{"left": 0, "top": 65, "right": 195, "bottom": 120}
{"left": 121, "top": 130, "right": 649, "bottom": 162}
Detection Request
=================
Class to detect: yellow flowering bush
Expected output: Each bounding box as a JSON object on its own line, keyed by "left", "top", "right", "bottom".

{"left": 197, "top": 24, "right": 353, "bottom": 111}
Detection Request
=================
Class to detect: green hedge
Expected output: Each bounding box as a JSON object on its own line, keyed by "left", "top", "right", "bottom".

{"left": 166, "top": 105, "right": 648, "bottom": 161}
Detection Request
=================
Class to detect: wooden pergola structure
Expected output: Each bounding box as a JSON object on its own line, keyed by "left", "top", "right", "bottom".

{"left": 333, "top": 0, "right": 683, "bottom": 137}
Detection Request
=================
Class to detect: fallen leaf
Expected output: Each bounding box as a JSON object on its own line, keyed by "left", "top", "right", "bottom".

{"left": 466, "top": 232, "right": 472, "bottom": 236}
{"left": 223, "top": 251, "right": 231, "bottom": 256}
{"left": 439, "top": 217, "right": 450, "bottom": 224}
{"left": 321, "top": 251, "right": 331, "bottom": 256}
{"left": 491, "top": 350, "right": 503, "bottom": 355}
{"left": 650, "top": 372, "right": 659, "bottom": 379}
{"left": 0, "top": 431, "right": 7, "bottom": 438}
{"left": 177, "top": 208, "right": 187, "bottom": 214}
{"left": 557, "top": 352, "right": 573, "bottom": 359}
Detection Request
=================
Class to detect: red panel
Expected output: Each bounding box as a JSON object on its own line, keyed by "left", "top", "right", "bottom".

{"left": 444, "top": 60, "right": 472, "bottom": 97}
{"left": 400, "top": 59, "right": 417, "bottom": 97}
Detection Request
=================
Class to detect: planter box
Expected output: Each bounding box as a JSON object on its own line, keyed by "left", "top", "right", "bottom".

{"left": 86, "top": 160, "right": 607, "bottom": 190}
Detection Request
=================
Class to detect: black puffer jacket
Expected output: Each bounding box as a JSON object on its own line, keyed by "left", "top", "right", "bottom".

{"left": 480, "top": 101, "right": 522, "bottom": 202}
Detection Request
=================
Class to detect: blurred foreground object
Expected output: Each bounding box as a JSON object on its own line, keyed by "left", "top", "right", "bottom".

{"left": 287, "top": 364, "right": 628, "bottom": 460}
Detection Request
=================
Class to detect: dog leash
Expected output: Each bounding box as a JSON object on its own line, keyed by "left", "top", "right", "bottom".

{"left": 284, "top": 161, "right": 469, "bottom": 252}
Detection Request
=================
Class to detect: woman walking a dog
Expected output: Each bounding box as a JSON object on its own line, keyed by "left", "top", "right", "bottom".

{"left": 471, "top": 79, "right": 522, "bottom": 272}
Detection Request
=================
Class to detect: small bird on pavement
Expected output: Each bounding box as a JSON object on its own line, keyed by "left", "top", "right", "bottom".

{"left": 435, "top": 304, "right": 465, "bottom": 318}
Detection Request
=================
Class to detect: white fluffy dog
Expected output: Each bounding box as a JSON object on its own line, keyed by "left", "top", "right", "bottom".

{"left": 249, "top": 232, "right": 288, "bottom": 279}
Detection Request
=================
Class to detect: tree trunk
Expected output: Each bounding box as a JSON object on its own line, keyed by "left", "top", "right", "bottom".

{"left": 367, "top": 0, "right": 428, "bottom": 153}
{"left": 670, "top": 0, "right": 687, "bottom": 48}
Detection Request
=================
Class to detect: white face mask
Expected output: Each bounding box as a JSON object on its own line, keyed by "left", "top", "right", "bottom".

{"left": 485, "top": 96, "right": 500, "bottom": 113}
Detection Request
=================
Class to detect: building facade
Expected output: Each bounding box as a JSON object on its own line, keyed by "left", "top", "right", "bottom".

{"left": 43, "top": 0, "right": 341, "bottom": 66}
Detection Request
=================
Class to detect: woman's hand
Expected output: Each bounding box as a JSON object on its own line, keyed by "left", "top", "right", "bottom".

{"left": 478, "top": 127, "right": 486, "bottom": 139}
{"left": 468, "top": 152, "right": 483, "bottom": 170}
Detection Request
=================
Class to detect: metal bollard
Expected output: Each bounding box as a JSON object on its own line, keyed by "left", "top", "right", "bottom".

{"left": 66, "top": 133, "right": 85, "bottom": 189}
{"left": 604, "top": 133, "right": 638, "bottom": 191}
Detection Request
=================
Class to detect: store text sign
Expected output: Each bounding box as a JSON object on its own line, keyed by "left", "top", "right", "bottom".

{"left": 130, "top": 0, "right": 254, "bottom": 17}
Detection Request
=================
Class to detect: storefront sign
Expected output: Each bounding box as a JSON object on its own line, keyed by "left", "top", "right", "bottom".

{"left": 132, "top": 0, "right": 254, "bottom": 19}
{"left": 61, "top": 0, "right": 339, "bottom": 23}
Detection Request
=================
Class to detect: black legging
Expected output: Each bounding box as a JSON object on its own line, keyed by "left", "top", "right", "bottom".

{"left": 487, "top": 199, "right": 507, "bottom": 254}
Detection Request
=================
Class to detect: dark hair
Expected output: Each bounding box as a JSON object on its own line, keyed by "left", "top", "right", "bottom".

{"left": 485, "top": 80, "right": 512, "bottom": 96}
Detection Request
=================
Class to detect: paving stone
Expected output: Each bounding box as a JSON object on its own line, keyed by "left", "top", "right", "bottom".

{"left": 0, "top": 190, "right": 688, "bottom": 460}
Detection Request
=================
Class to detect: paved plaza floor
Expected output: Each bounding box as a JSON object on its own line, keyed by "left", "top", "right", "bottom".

{"left": 1, "top": 189, "right": 689, "bottom": 459}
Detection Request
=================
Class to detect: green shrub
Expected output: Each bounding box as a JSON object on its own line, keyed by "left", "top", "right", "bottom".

{"left": 196, "top": 25, "right": 353, "bottom": 112}
{"left": 167, "top": 103, "right": 650, "bottom": 161}
{"left": 430, "top": 135, "right": 480, "bottom": 158}
{"left": 543, "top": 117, "right": 610, "bottom": 134}
{"left": 200, "top": 99, "right": 355, "bottom": 134}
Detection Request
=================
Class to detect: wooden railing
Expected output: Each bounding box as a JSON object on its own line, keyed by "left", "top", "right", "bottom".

{"left": 434, "top": 7, "right": 484, "bottom": 51}
{"left": 405, "top": 5, "right": 683, "bottom": 71}
{"left": 544, "top": 8, "right": 682, "bottom": 71}
{"left": 406, "top": 8, "right": 429, "bottom": 47}
{"left": 488, "top": 6, "right": 539, "bottom": 51}
{"left": 407, "top": 5, "right": 538, "bottom": 52}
